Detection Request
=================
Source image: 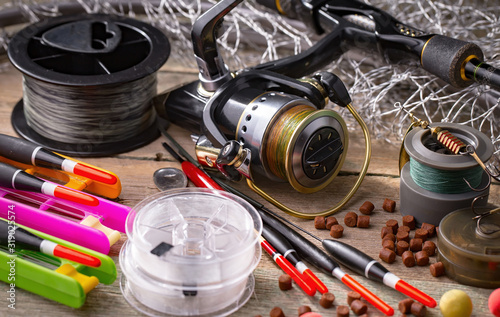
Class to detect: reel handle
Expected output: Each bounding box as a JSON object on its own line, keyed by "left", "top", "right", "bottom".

{"left": 216, "top": 140, "right": 250, "bottom": 181}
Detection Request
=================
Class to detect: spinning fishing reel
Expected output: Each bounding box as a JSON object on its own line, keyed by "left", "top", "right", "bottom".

{"left": 154, "top": 0, "right": 371, "bottom": 218}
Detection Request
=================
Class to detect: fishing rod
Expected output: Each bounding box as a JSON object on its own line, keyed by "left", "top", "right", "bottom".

{"left": 253, "top": 0, "right": 500, "bottom": 90}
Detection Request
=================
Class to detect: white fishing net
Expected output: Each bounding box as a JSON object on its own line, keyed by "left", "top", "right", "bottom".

{"left": 1, "top": 0, "right": 499, "bottom": 157}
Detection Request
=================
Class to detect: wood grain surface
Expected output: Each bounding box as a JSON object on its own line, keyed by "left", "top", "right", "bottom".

{"left": 0, "top": 54, "right": 498, "bottom": 317}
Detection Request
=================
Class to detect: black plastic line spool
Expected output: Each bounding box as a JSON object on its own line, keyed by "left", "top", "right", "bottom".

{"left": 8, "top": 14, "right": 170, "bottom": 157}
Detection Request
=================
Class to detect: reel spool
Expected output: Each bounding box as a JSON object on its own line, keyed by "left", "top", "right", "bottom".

{"left": 400, "top": 122, "right": 493, "bottom": 226}
{"left": 8, "top": 14, "right": 170, "bottom": 157}
{"left": 438, "top": 206, "right": 500, "bottom": 288}
{"left": 119, "top": 188, "right": 262, "bottom": 317}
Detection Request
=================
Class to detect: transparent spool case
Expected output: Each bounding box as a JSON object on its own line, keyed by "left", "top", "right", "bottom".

{"left": 438, "top": 207, "right": 500, "bottom": 288}
{"left": 120, "top": 188, "right": 262, "bottom": 316}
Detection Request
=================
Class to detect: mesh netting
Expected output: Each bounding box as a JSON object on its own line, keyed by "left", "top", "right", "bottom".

{"left": 1, "top": 0, "right": 499, "bottom": 155}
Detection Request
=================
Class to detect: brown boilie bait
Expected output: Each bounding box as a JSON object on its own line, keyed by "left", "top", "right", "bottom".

{"left": 386, "top": 219, "right": 399, "bottom": 233}
{"left": 381, "top": 226, "right": 393, "bottom": 239}
{"left": 314, "top": 216, "right": 326, "bottom": 229}
{"left": 357, "top": 215, "right": 370, "bottom": 228}
{"left": 422, "top": 240, "right": 436, "bottom": 256}
{"left": 330, "top": 224, "right": 344, "bottom": 238}
{"left": 379, "top": 248, "right": 396, "bottom": 264}
{"left": 396, "top": 240, "right": 409, "bottom": 256}
{"left": 298, "top": 305, "right": 312, "bottom": 316}
{"left": 430, "top": 261, "right": 445, "bottom": 277}
{"left": 278, "top": 274, "right": 293, "bottom": 291}
{"left": 319, "top": 292, "right": 336, "bottom": 308}
{"left": 270, "top": 307, "right": 285, "bottom": 317}
{"left": 347, "top": 291, "right": 361, "bottom": 306}
{"left": 382, "top": 239, "right": 395, "bottom": 251}
{"left": 382, "top": 233, "right": 396, "bottom": 242}
{"left": 398, "top": 225, "right": 411, "bottom": 233}
{"left": 411, "top": 301, "right": 427, "bottom": 317}
{"left": 359, "top": 201, "right": 375, "bottom": 215}
{"left": 421, "top": 222, "right": 436, "bottom": 237}
{"left": 336, "top": 305, "right": 350, "bottom": 317}
{"left": 396, "top": 230, "right": 410, "bottom": 243}
{"left": 398, "top": 298, "right": 414, "bottom": 314}
{"left": 414, "top": 228, "right": 428, "bottom": 242}
{"left": 402, "top": 215, "right": 416, "bottom": 229}
{"left": 382, "top": 198, "right": 396, "bottom": 212}
{"left": 350, "top": 299, "right": 368, "bottom": 315}
{"left": 415, "top": 251, "right": 429, "bottom": 266}
{"left": 344, "top": 211, "right": 358, "bottom": 227}
{"left": 409, "top": 238, "right": 423, "bottom": 252}
{"left": 326, "top": 216, "right": 339, "bottom": 230}
{"left": 402, "top": 250, "right": 415, "bottom": 267}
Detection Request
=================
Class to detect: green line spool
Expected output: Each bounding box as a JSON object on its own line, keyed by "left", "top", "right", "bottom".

{"left": 400, "top": 122, "right": 493, "bottom": 226}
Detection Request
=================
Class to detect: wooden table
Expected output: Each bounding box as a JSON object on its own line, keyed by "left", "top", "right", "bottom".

{"left": 0, "top": 53, "right": 498, "bottom": 317}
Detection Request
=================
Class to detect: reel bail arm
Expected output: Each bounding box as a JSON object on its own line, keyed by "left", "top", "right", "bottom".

{"left": 313, "top": 72, "right": 352, "bottom": 108}
{"left": 246, "top": 72, "right": 372, "bottom": 219}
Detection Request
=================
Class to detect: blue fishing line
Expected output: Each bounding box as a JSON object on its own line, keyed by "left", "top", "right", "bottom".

{"left": 409, "top": 158, "right": 483, "bottom": 194}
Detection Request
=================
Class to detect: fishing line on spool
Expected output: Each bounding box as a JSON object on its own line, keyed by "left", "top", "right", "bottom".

{"left": 399, "top": 119, "right": 494, "bottom": 226}
{"left": 408, "top": 156, "right": 484, "bottom": 194}
{"left": 22, "top": 74, "right": 157, "bottom": 145}
{"left": 7, "top": 13, "right": 170, "bottom": 156}
{"left": 265, "top": 105, "right": 316, "bottom": 180}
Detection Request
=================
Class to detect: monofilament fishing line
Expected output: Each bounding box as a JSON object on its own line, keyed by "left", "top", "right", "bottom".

{"left": 22, "top": 74, "right": 157, "bottom": 145}
{"left": 8, "top": 13, "right": 170, "bottom": 156}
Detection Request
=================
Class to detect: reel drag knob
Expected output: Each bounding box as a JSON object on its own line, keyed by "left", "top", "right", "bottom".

{"left": 302, "top": 127, "right": 343, "bottom": 180}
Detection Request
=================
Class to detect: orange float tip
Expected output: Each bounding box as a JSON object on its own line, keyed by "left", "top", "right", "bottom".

{"left": 303, "top": 269, "right": 328, "bottom": 294}
{"left": 74, "top": 163, "right": 118, "bottom": 185}
{"left": 341, "top": 273, "right": 394, "bottom": 316}
{"left": 53, "top": 245, "right": 101, "bottom": 267}
{"left": 395, "top": 279, "right": 437, "bottom": 308}
{"left": 274, "top": 256, "right": 316, "bottom": 297}
{"left": 54, "top": 186, "right": 99, "bottom": 206}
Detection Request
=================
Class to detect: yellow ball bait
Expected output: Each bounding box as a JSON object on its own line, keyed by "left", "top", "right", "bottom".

{"left": 439, "top": 289, "right": 473, "bottom": 317}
